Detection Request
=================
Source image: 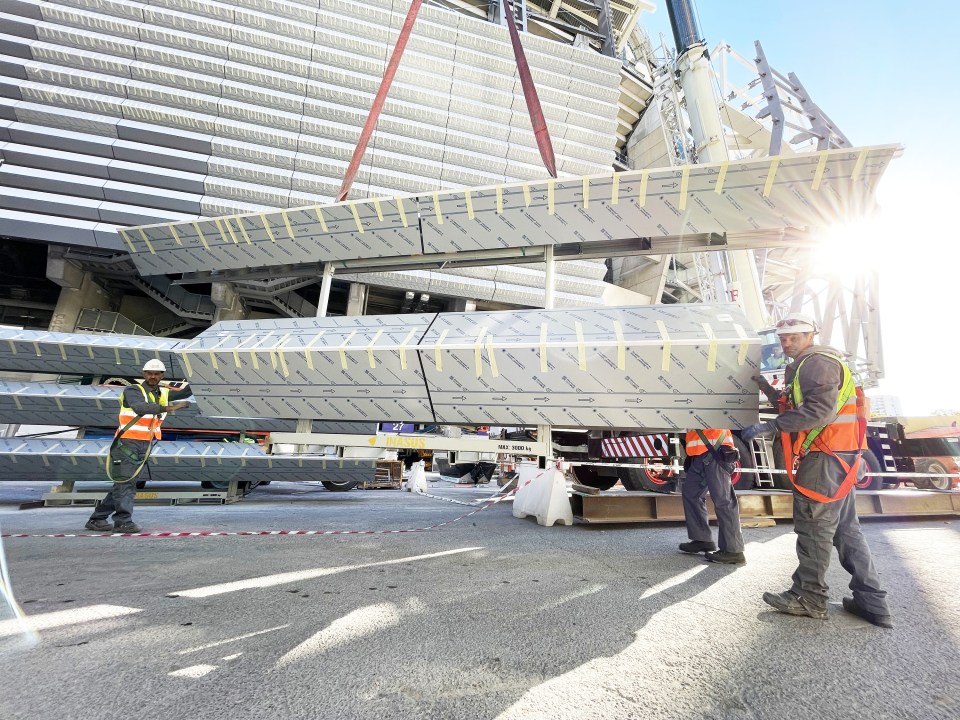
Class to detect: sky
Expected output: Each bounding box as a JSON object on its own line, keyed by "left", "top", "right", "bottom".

{"left": 641, "top": 1, "right": 960, "bottom": 415}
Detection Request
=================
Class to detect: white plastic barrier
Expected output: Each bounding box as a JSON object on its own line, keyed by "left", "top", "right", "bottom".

{"left": 512, "top": 462, "right": 572, "bottom": 527}
{"left": 405, "top": 460, "right": 429, "bottom": 494}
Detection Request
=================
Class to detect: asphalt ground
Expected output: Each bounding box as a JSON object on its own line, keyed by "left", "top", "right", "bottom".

{"left": 0, "top": 478, "right": 957, "bottom": 720}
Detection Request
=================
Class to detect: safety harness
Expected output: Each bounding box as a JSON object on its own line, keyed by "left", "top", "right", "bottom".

{"left": 106, "top": 384, "right": 165, "bottom": 483}
{"left": 780, "top": 351, "right": 868, "bottom": 503}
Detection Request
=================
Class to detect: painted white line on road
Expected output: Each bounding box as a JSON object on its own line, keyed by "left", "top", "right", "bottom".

{"left": 537, "top": 583, "right": 605, "bottom": 612}
{"left": 0, "top": 604, "right": 141, "bottom": 638}
{"left": 639, "top": 565, "right": 708, "bottom": 600}
{"left": 221, "top": 653, "right": 242, "bottom": 661}
{"left": 178, "top": 624, "right": 290, "bottom": 654}
{"left": 169, "top": 664, "right": 217, "bottom": 679}
{"left": 168, "top": 547, "right": 485, "bottom": 598}
{"left": 276, "top": 603, "right": 402, "bottom": 668}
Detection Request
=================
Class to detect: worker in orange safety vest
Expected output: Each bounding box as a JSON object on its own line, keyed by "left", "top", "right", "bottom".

{"left": 743, "top": 313, "right": 892, "bottom": 628}
{"left": 84, "top": 358, "right": 191, "bottom": 534}
{"left": 679, "top": 429, "right": 745, "bottom": 565}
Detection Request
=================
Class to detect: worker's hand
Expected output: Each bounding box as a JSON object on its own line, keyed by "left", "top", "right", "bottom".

{"left": 167, "top": 401, "right": 190, "bottom": 412}
{"left": 751, "top": 374, "right": 781, "bottom": 404}
{"left": 741, "top": 421, "right": 777, "bottom": 443}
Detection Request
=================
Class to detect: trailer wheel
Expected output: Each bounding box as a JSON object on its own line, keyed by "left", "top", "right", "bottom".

{"left": 570, "top": 464, "right": 618, "bottom": 491}
{"left": 920, "top": 460, "right": 951, "bottom": 491}
{"left": 731, "top": 436, "right": 755, "bottom": 491}
{"left": 618, "top": 460, "right": 677, "bottom": 494}
{"left": 855, "top": 450, "right": 883, "bottom": 491}
{"left": 321, "top": 480, "right": 359, "bottom": 492}
{"left": 771, "top": 439, "right": 792, "bottom": 490}
{"left": 201, "top": 480, "right": 253, "bottom": 491}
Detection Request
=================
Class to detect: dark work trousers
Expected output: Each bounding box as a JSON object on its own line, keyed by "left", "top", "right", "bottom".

{"left": 89, "top": 438, "right": 149, "bottom": 525}
{"left": 682, "top": 453, "right": 744, "bottom": 553}
{"left": 790, "top": 451, "right": 890, "bottom": 615}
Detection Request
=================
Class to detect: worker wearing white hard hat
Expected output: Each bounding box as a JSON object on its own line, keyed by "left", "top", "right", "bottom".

{"left": 742, "top": 314, "right": 892, "bottom": 628}
{"left": 84, "top": 357, "right": 192, "bottom": 534}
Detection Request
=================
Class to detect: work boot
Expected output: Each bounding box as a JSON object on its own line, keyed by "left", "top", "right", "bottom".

{"left": 112, "top": 521, "right": 142, "bottom": 534}
{"left": 762, "top": 590, "right": 827, "bottom": 620}
{"left": 842, "top": 596, "right": 893, "bottom": 629}
{"left": 678, "top": 540, "right": 717, "bottom": 554}
{"left": 85, "top": 518, "right": 113, "bottom": 532}
{"left": 704, "top": 550, "right": 746, "bottom": 565}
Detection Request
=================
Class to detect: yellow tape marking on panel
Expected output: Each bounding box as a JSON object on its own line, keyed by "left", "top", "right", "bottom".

{"left": 118, "top": 229, "right": 136, "bottom": 253}
{"left": 431, "top": 193, "right": 443, "bottom": 225}
{"left": 350, "top": 203, "right": 365, "bottom": 233}
{"left": 474, "top": 326, "right": 489, "bottom": 378}
{"left": 180, "top": 352, "right": 193, "bottom": 378}
{"left": 656, "top": 320, "right": 671, "bottom": 371}
{"left": 208, "top": 350, "right": 218, "bottom": 371}
{"left": 235, "top": 217, "right": 252, "bottom": 244}
{"left": 539, "top": 322, "right": 548, "bottom": 372}
{"left": 702, "top": 322, "right": 718, "bottom": 372}
{"left": 58, "top": 343, "right": 66, "bottom": 360}
{"left": 398, "top": 328, "right": 416, "bottom": 371}
{"left": 112, "top": 347, "right": 120, "bottom": 365}
{"left": 678, "top": 165, "right": 690, "bottom": 210}
{"left": 638, "top": 170, "right": 649, "bottom": 207}
{"left": 224, "top": 218, "right": 240, "bottom": 244}
{"left": 212, "top": 218, "right": 228, "bottom": 244}
{"left": 734, "top": 323, "right": 749, "bottom": 366}
{"left": 582, "top": 177, "right": 590, "bottom": 209}
{"left": 851, "top": 148, "right": 868, "bottom": 182}
{"left": 485, "top": 336, "right": 499, "bottom": 378}
{"left": 32, "top": 341, "right": 40, "bottom": 357}
{"left": 373, "top": 199, "right": 384, "bottom": 221}
{"left": 611, "top": 173, "right": 620, "bottom": 205}
{"left": 260, "top": 214, "right": 276, "bottom": 242}
{"left": 314, "top": 206, "right": 329, "bottom": 232}
{"left": 282, "top": 211, "right": 296, "bottom": 241}
{"left": 192, "top": 222, "right": 210, "bottom": 250}
{"left": 465, "top": 190, "right": 475, "bottom": 220}
{"left": 338, "top": 330, "right": 356, "bottom": 370}
{"left": 366, "top": 329, "right": 383, "bottom": 369}
{"left": 232, "top": 349, "right": 241, "bottom": 368}
{"left": 249, "top": 350, "right": 259, "bottom": 370}
{"left": 574, "top": 321, "right": 586, "bottom": 370}
{"left": 13, "top": 394, "right": 21, "bottom": 411}
{"left": 434, "top": 328, "right": 448, "bottom": 372}
{"left": 613, "top": 320, "right": 625, "bottom": 370}
{"left": 715, "top": 161, "right": 729, "bottom": 193}
{"left": 522, "top": 183, "right": 531, "bottom": 208}
{"left": 169, "top": 223, "right": 183, "bottom": 246}
{"left": 547, "top": 179, "right": 555, "bottom": 215}
{"left": 762, "top": 157, "right": 780, "bottom": 197}
{"left": 496, "top": 186, "right": 503, "bottom": 214}
{"left": 276, "top": 334, "right": 291, "bottom": 378}
{"left": 812, "top": 150, "right": 829, "bottom": 191}
{"left": 138, "top": 228, "right": 156, "bottom": 254}
{"left": 396, "top": 197, "right": 408, "bottom": 228}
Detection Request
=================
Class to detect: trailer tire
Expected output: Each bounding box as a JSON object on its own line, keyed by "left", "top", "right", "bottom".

{"left": 571, "top": 464, "right": 618, "bottom": 491}
{"left": 920, "top": 460, "right": 951, "bottom": 491}
{"left": 201, "top": 480, "right": 254, "bottom": 491}
{"left": 321, "top": 479, "right": 359, "bottom": 492}
{"left": 731, "top": 436, "right": 755, "bottom": 491}
{"left": 855, "top": 450, "right": 883, "bottom": 491}
{"left": 618, "top": 461, "right": 677, "bottom": 494}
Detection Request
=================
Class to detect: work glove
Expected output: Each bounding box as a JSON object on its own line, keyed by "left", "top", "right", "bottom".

{"left": 741, "top": 421, "right": 778, "bottom": 443}
{"left": 752, "top": 374, "right": 781, "bottom": 404}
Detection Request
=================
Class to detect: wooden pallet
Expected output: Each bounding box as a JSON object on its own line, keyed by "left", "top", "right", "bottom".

{"left": 357, "top": 460, "right": 403, "bottom": 490}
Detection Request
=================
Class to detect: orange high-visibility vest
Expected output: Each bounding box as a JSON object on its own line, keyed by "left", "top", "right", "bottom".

{"left": 685, "top": 429, "right": 734, "bottom": 456}
{"left": 117, "top": 384, "right": 170, "bottom": 441}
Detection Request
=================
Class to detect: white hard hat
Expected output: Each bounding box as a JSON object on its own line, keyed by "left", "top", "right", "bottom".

{"left": 143, "top": 359, "right": 166, "bottom": 372}
{"left": 774, "top": 313, "right": 819, "bottom": 335}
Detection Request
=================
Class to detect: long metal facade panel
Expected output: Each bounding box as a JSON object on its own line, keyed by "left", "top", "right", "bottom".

{"left": 178, "top": 314, "right": 437, "bottom": 423}
{"left": 0, "top": 438, "right": 376, "bottom": 484}
{"left": 179, "top": 305, "right": 760, "bottom": 429}
{"left": 0, "top": 381, "right": 377, "bottom": 434}
{"left": 125, "top": 145, "right": 900, "bottom": 276}
{"left": 0, "top": 328, "right": 180, "bottom": 376}
{"left": 420, "top": 304, "right": 759, "bottom": 429}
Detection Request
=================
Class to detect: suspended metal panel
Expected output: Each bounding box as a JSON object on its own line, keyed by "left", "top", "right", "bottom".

{"left": 178, "top": 315, "right": 437, "bottom": 423}
{"left": 0, "top": 381, "right": 377, "bottom": 433}
{"left": 177, "top": 304, "right": 760, "bottom": 429}
{"left": 125, "top": 145, "right": 900, "bottom": 276}
{"left": 0, "top": 438, "right": 375, "bottom": 484}
{"left": 0, "top": 328, "right": 180, "bottom": 377}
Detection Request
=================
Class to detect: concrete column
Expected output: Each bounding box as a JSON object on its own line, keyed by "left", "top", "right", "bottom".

{"left": 448, "top": 298, "right": 476, "bottom": 312}
{"left": 211, "top": 282, "right": 247, "bottom": 323}
{"left": 346, "top": 283, "right": 368, "bottom": 316}
{"left": 46, "top": 251, "right": 112, "bottom": 333}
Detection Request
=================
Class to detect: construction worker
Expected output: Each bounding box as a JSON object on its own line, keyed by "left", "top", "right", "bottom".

{"left": 679, "top": 429, "right": 746, "bottom": 564}
{"left": 742, "top": 313, "right": 892, "bottom": 628}
{"left": 84, "top": 359, "right": 191, "bottom": 534}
